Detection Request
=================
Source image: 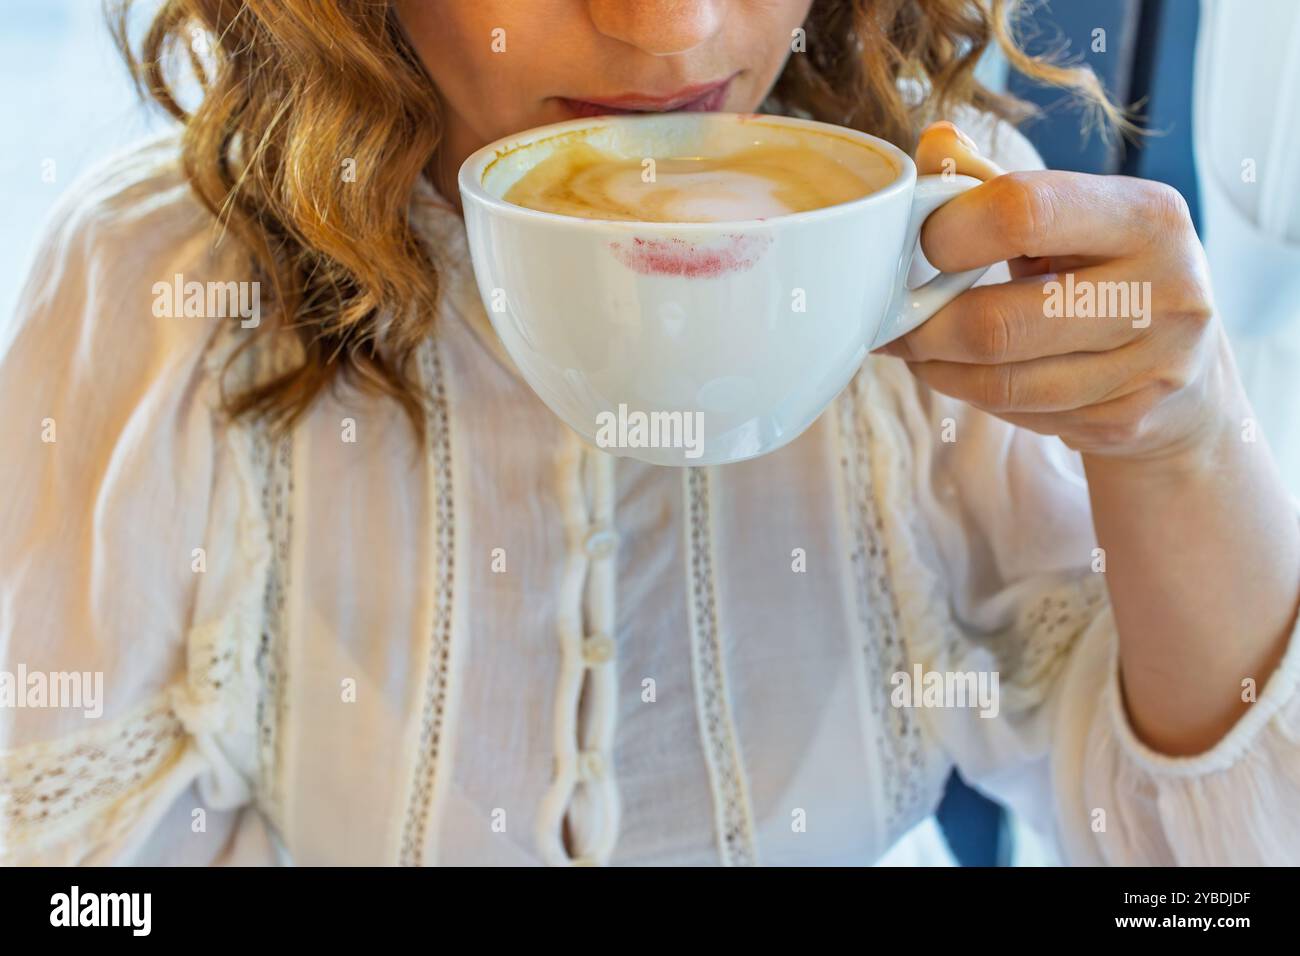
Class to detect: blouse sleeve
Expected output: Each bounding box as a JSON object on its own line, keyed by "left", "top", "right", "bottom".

{"left": 0, "top": 138, "right": 278, "bottom": 865}
{"left": 856, "top": 111, "right": 1300, "bottom": 866}
{"left": 857, "top": 325, "right": 1300, "bottom": 867}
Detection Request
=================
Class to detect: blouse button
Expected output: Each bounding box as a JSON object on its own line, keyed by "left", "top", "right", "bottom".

{"left": 582, "top": 633, "right": 615, "bottom": 665}
{"left": 583, "top": 527, "right": 619, "bottom": 560}
{"left": 577, "top": 750, "right": 605, "bottom": 782}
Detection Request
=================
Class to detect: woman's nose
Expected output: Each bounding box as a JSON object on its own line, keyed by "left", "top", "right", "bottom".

{"left": 586, "top": 0, "right": 725, "bottom": 56}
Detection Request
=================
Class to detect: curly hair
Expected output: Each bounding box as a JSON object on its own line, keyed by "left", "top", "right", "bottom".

{"left": 108, "top": 0, "right": 1121, "bottom": 437}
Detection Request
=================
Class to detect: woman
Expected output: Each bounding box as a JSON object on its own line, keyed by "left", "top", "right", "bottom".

{"left": 1, "top": 0, "right": 1297, "bottom": 866}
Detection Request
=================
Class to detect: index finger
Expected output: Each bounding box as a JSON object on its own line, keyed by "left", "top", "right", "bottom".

{"left": 920, "top": 170, "right": 1186, "bottom": 272}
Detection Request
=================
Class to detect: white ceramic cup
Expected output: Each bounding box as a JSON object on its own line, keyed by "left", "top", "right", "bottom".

{"left": 458, "top": 112, "right": 987, "bottom": 466}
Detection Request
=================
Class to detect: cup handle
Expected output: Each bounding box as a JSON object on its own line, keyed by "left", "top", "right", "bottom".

{"left": 869, "top": 173, "right": 990, "bottom": 350}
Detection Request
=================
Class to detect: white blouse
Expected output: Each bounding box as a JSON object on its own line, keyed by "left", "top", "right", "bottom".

{"left": 2, "top": 110, "right": 1298, "bottom": 867}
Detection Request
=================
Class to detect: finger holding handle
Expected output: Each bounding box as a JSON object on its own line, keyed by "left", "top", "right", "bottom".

{"left": 869, "top": 122, "right": 1008, "bottom": 352}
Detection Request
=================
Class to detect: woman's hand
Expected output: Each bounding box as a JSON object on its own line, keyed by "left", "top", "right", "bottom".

{"left": 880, "top": 121, "right": 1231, "bottom": 465}
{"left": 893, "top": 123, "right": 1300, "bottom": 756}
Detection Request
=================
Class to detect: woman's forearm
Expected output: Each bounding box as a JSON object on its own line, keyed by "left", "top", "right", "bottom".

{"left": 1083, "top": 337, "right": 1300, "bottom": 755}
{"left": 900, "top": 130, "right": 1300, "bottom": 757}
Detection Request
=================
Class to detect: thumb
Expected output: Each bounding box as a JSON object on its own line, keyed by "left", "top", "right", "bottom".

{"left": 915, "top": 121, "right": 1005, "bottom": 181}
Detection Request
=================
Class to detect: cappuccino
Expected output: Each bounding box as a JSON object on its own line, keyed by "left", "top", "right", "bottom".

{"left": 504, "top": 140, "right": 894, "bottom": 222}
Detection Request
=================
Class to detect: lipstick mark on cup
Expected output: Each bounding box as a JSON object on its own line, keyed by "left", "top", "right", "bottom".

{"left": 608, "top": 234, "right": 772, "bottom": 278}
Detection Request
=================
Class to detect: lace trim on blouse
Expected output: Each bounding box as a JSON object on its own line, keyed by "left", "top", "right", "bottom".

{"left": 835, "top": 374, "right": 926, "bottom": 834}
{"left": 684, "top": 466, "right": 759, "bottom": 866}
{"left": 0, "top": 694, "right": 190, "bottom": 860}
{"left": 1009, "top": 575, "right": 1109, "bottom": 700}
{"left": 399, "top": 336, "right": 458, "bottom": 866}
{"left": 252, "top": 420, "right": 293, "bottom": 829}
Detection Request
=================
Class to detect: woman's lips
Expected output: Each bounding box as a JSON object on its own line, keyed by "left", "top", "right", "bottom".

{"left": 558, "top": 76, "right": 735, "bottom": 117}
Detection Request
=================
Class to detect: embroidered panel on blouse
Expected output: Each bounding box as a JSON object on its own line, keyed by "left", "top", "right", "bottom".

{"left": 252, "top": 420, "right": 293, "bottom": 833}
{"left": 399, "top": 336, "right": 458, "bottom": 866}
{"left": 835, "top": 374, "right": 926, "bottom": 835}
{"left": 684, "top": 466, "right": 760, "bottom": 866}
{"left": 0, "top": 694, "right": 189, "bottom": 860}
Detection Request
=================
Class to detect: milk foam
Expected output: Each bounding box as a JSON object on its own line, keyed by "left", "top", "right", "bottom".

{"left": 504, "top": 140, "right": 894, "bottom": 223}
{"left": 598, "top": 165, "right": 803, "bottom": 221}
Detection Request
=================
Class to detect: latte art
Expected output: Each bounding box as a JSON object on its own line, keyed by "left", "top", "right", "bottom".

{"left": 504, "top": 140, "right": 895, "bottom": 222}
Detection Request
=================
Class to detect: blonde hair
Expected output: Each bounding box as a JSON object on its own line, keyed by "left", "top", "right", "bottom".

{"left": 110, "top": 0, "right": 1122, "bottom": 436}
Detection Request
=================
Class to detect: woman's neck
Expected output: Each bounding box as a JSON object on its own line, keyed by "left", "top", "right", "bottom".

{"left": 426, "top": 111, "right": 487, "bottom": 216}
